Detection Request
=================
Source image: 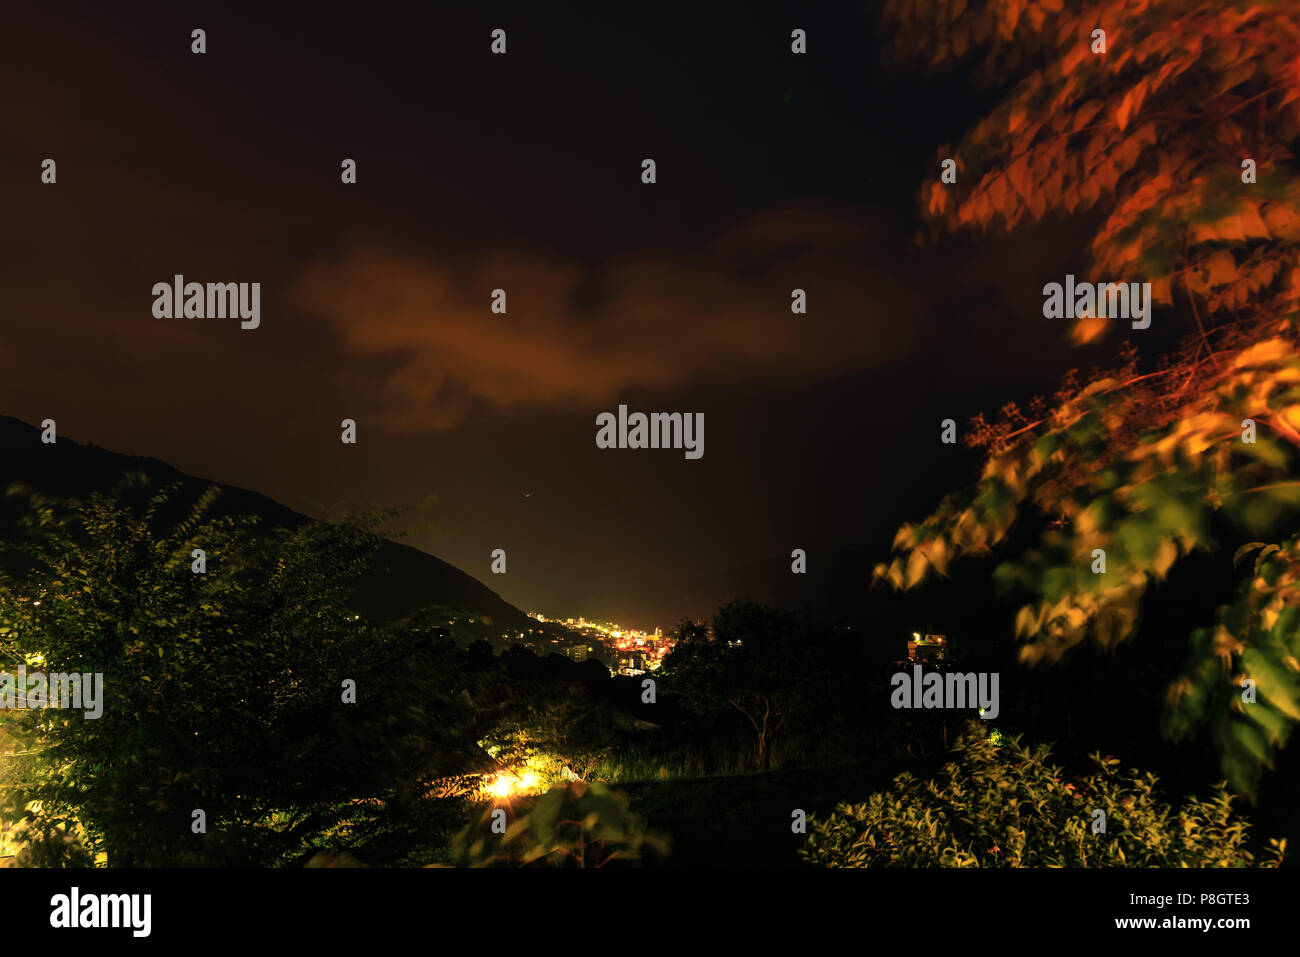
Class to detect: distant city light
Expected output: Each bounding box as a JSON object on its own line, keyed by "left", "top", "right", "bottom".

{"left": 527, "top": 610, "right": 673, "bottom": 676}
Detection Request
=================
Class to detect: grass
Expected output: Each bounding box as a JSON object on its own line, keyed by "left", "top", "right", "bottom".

{"left": 580, "top": 724, "right": 874, "bottom": 785}
{"left": 615, "top": 750, "right": 953, "bottom": 867}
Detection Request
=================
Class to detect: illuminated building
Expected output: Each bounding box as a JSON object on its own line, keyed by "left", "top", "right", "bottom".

{"left": 907, "top": 633, "right": 948, "bottom": 664}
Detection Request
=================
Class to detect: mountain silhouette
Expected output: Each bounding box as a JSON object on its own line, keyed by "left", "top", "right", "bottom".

{"left": 0, "top": 416, "right": 534, "bottom": 631}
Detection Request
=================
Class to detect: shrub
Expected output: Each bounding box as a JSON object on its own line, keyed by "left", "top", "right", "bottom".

{"left": 446, "top": 781, "right": 670, "bottom": 867}
{"left": 5, "top": 803, "right": 95, "bottom": 867}
{"left": 800, "top": 724, "right": 1285, "bottom": 868}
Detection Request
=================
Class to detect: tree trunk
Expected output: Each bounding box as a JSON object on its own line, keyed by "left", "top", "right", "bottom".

{"left": 732, "top": 695, "right": 781, "bottom": 773}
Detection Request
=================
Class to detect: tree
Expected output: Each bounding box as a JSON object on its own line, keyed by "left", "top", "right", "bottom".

{"left": 876, "top": 0, "right": 1300, "bottom": 796}
{"left": 662, "top": 602, "right": 825, "bottom": 771}
{"left": 0, "top": 475, "right": 468, "bottom": 865}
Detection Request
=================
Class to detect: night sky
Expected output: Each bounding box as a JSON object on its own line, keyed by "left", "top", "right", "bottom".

{"left": 2, "top": 2, "right": 1117, "bottom": 628}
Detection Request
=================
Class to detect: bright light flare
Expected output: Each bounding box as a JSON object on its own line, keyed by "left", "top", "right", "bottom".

{"left": 482, "top": 769, "right": 544, "bottom": 801}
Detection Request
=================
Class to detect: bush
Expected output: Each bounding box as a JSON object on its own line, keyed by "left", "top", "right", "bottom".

{"left": 5, "top": 803, "right": 95, "bottom": 867}
{"left": 800, "top": 723, "right": 1285, "bottom": 868}
{"left": 446, "top": 781, "right": 670, "bottom": 867}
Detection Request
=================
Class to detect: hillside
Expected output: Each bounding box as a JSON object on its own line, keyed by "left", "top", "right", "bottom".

{"left": 0, "top": 416, "right": 535, "bottom": 632}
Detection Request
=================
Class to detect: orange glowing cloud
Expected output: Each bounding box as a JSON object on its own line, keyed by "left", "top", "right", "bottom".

{"left": 294, "top": 207, "right": 925, "bottom": 433}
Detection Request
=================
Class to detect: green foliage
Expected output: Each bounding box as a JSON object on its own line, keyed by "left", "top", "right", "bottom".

{"left": 0, "top": 474, "right": 469, "bottom": 866}
{"left": 1164, "top": 531, "right": 1300, "bottom": 797}
{"left": 446, "top": 781, "right": 669, "bottom": 867}
{"left": 662, "top": 602, "right": 832, "bottom": 771}
{"left": 875, "top": 0, "right": 1300, "bottom": 796}
{"left": 800, "top": 724, "right": 1285, "bottom": 868}
{"left": 477, "top": 692, "right": 625, "bottom": 785}
{"left": 4, "top": 803, "right": 95, "bottom": 867}
{"left": 304, "top": 850, "right": 369, "bottom": 868}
